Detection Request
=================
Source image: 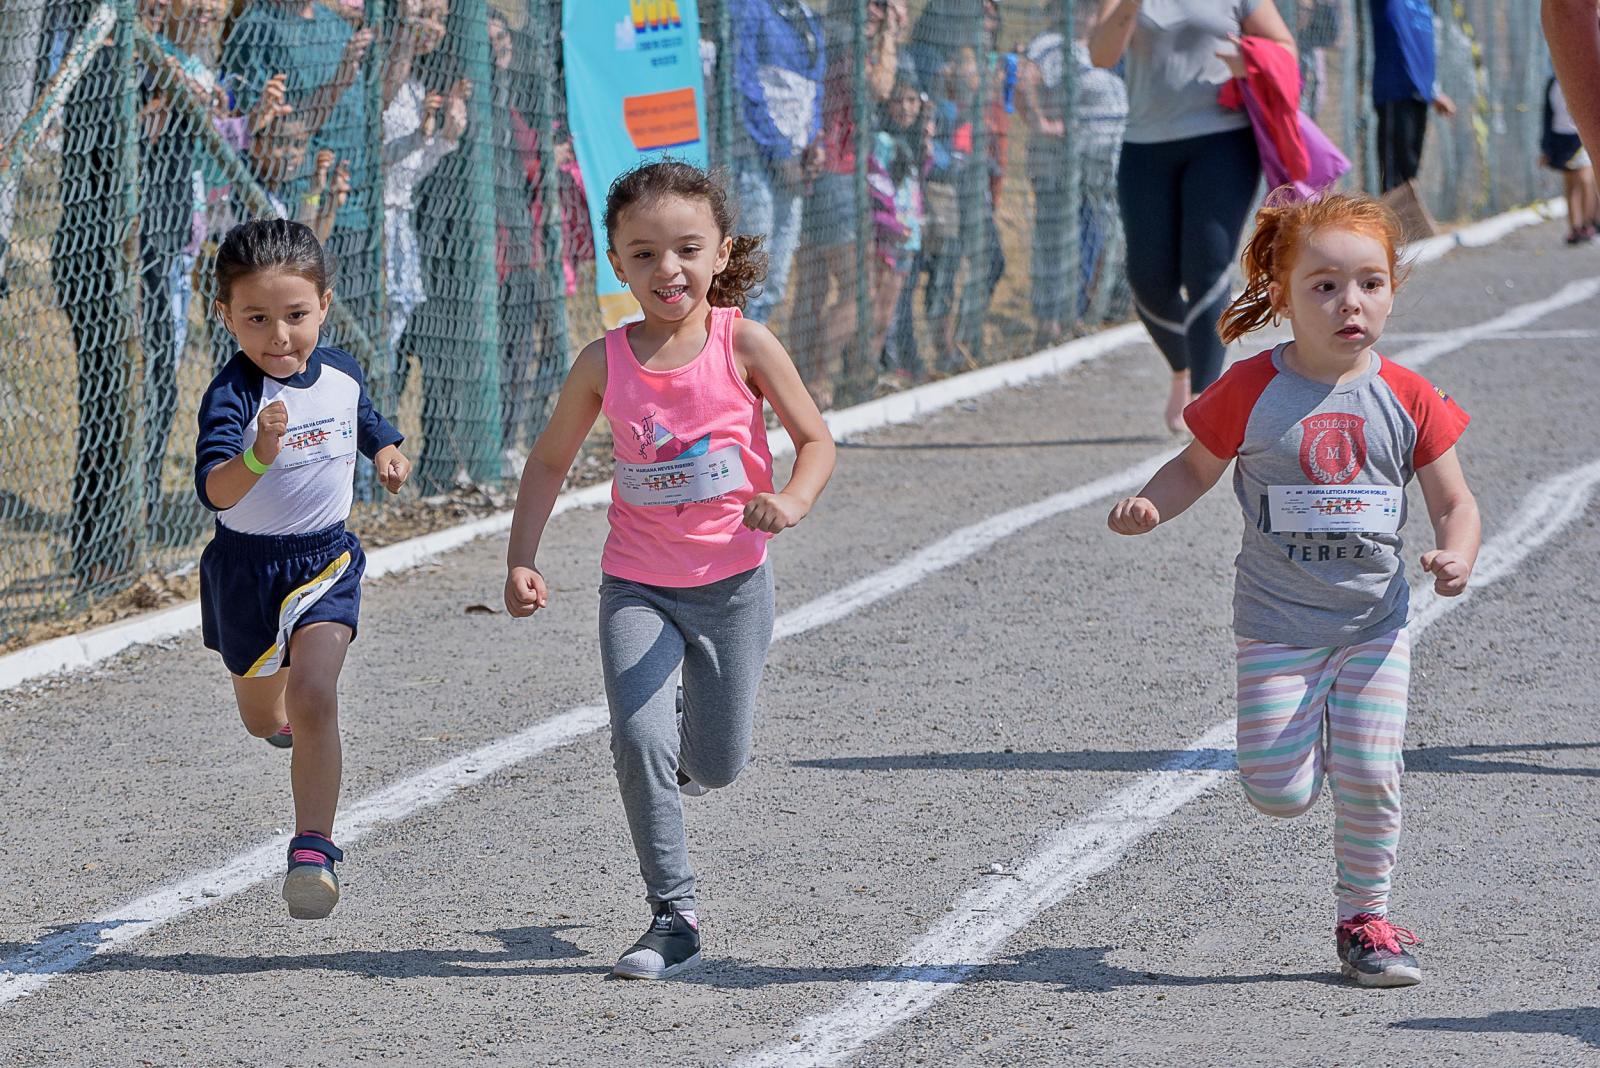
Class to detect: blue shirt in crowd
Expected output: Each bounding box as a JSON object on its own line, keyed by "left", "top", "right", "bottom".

{"left": 1369, "top": 0, "right": 1436, "bottom": 106}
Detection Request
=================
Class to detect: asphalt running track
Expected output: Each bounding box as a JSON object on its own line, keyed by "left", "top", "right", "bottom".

{"left": 2, "top": 221, "right": 1597, "bottom": 1066}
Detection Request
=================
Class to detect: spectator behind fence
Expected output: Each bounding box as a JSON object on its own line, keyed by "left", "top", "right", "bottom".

{"left": 1368, "top": 0, "right": 1455, "bottom": 194}
{"left": 1542, "top": 74, "right": 1600, "bottom": 245}
{"left": 54, "top": 0, "right": 136, "bottom": 587}
{"left": 790, "top": 0, "right": 906, "bottom": 406}
{"left": 248, "top": 76, "right": 347, "bottom": 243}
{"left": 1090, "top": 0, "right": 1295, "bottom": 434}
{"left": 381, "top": 0, "right": 466, "bottom": 361}
{"left": 0, "top": 1, "right": 48, "bottom": 299}
{"left": 137, "top": 0, "right": 200, "bottom": 528}
{"left": 868, "top": 78, "right": 928, "bottom": 385}
{"left": 916, "top": 44, "right": 1007, "bottom": 375}
{"left": 730, "top": 0, "right": 826, "bottom": 326}
{"left": 1018, "top": 0, "right": 1128, "bottom": 347}
{"left": 223, "top": 0, "right": 378, "bottom": 338}
{"left": 1542, "top": 0, "right": 1600, "bottom": 158}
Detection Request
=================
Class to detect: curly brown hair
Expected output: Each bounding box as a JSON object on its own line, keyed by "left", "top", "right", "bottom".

{"left": 602, "top": 159, "right": 768, "bottom": 310}
{"left": 1218, "top": 190, "right": 1408, "bottom": 344}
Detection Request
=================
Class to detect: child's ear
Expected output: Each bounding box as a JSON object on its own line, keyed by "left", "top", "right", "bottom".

{"left": 214, "top": 299, "right": 233, "bottom": 334}
{"left": 606, "top": 248, "right": 626, "bottom": 285}
{"left": 318, "top": 288, "right": 333, "bottom": 322}
{"left": 1267, "top": 280, "right": 1288, "bottom": 319}
{"left": 715, "top": 235, "right": 732, "bottom": 274}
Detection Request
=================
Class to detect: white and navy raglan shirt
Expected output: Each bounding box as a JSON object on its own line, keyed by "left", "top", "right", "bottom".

{"left": 195, "top": 346, "right": 403, "bottom": 535}
{"left": 1185, "top": 344, "right": 1470, "bottom": 648}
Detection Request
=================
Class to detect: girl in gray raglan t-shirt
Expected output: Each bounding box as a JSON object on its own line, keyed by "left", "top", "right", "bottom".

{"left": 1107, "top": 193, "right": 1479, "bottom": 989}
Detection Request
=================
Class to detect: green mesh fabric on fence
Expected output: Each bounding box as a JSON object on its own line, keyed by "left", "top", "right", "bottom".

{"left": 0, "top": 0, "right": 1564, "bottom": 646}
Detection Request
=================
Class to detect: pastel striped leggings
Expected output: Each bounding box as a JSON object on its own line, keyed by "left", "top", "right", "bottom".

{"left": 1234, "top": 628, "right": 1411, "bottom": 917}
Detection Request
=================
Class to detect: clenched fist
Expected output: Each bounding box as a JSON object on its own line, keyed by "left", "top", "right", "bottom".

{"left": 252, "top": 400, "right": 290, "bottom": 465}
{"left": 1420, "top": 549, "right": 1472, "bottom": 596}
{"left": 743, "top": 491, "right": 807, "bottom": 534}
{"left": 1107, "top": 496, "right": 1161, "bottom": 535}
{"left": 375, "top": 444, "right": 411, "bottom": 494}
{"left": 504, "top": 565, "right": 549, "bottom": 617}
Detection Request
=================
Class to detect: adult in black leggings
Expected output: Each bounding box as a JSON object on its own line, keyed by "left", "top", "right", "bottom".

{"left": 1090, "top": 0, "right": 1295, "bottom": 432}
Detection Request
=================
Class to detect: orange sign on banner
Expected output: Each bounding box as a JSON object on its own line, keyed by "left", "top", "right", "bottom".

{"left": 622, "top": 88, "right": 701, "bottom": 151}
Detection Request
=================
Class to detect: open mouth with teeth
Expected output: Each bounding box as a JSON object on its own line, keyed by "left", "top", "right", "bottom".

{"left": 653, "top": 285, "right": 689, "bottom": 305}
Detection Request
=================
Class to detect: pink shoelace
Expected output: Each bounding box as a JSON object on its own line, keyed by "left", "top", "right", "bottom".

{"left": 292, "top": 831, "right": 334, "bottom": 868}
{"left": 1341, "top": 914, "right": 1421, "bottom": 954}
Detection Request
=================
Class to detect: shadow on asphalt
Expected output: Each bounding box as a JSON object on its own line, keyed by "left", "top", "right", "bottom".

{"left": 679, "top": 946, "right": 1340, "bottom": 991}
{"left": 74, "top": 925, "right": 608, "bottom": 979}
{"left": 1393, "top": 1008, "right": 1600, "bottom": 1049}
{"left": 794, "top": 742, "right": 1600, "bottom": 778}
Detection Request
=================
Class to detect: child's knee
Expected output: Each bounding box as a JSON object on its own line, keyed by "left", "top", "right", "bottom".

{"left": 239, "top": 708, "right": 286, "bottom": 738}
{"left": 1240, "top": 777, "right": 1318, "bottom": 819}
{"left": 284, "top": 678, "right": 338, "bottom": 725}
{"left": 686, "top": 754, "right": 748, "bottom": 790}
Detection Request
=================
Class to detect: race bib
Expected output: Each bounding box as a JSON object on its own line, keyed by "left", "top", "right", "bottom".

{"left": 615, "top": 443, "right": 748, "bottom": 507}
{"left": 272, "top": 414, "right": 357, "bottom": 472}
{"left": 1267, "top": 484, "right": 1403, "bottom": 534}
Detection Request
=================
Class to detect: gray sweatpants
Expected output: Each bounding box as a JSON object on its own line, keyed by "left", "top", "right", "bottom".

{"left": 598, "top": 562, "right": 774, "bottom": 911}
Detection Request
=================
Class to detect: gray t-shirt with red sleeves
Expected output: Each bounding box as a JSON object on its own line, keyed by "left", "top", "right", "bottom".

{"left": 1185, "top": 345, "right": 1471, "bottom": 648}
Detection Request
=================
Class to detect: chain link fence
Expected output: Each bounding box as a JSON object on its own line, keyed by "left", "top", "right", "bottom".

{"left": 0, "top": 0, "right": 1561, "bottom": 647}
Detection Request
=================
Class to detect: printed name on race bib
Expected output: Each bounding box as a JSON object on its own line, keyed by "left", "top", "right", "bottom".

{"left": 272, "top": 415, "right": 357, "bottom": 472}
{"left": 1267, "top": 484, "right": 1403, "bottom": 534}
{"left": 615, "top": 443, "right": 748, "bottom": 507}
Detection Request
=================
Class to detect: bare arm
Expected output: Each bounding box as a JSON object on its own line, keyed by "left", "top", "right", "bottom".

{"left": 735, "top": 318, "right": 837, "bottom": 531}
{"left": 1240, "top": 0, "right": 1298, "bottom": 60}
{"left": 1089, "top": 0, "right": 1141, "bottom": 69}
{"left": 1107, "top": 441, "right": 1232, "bottom": 534}
{"left": 1544, "top": 0, "right": 1600, "bottom": 155}
{"left": 503, "top": 342, "right": 605, "bottom": 614}
{"left": 1415, "top": 446, "right": 1480, "bottom": 596}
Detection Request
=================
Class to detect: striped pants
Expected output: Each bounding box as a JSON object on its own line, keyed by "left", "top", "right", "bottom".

{"left": 1234, "top": 628, "right": 1411, "bottom": 918}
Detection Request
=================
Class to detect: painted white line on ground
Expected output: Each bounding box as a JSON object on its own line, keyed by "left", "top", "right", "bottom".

{"left": 1, "top": 275, "right": 1580, "bottom": 1006}
{"left": 737, "top": 456, "right": 1600, "bottom": 1068}
{"left": 1400, "top": 278, "right": 1600, "bottom": 369}
{"left": 0, "top": 199, "right": 1565, "bottom": 693}
{"left": 1385, "top": 329, "right": 1600, "bottom": 343}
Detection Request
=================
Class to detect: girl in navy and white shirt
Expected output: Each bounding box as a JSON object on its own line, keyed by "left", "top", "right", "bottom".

{"left": 195, "top": 219, "right": 409, "bottom": 920}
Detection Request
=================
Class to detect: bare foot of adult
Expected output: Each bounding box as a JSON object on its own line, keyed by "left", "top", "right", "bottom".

{"left": 1165, "top": 372, "right": 1190, "bottom": 435}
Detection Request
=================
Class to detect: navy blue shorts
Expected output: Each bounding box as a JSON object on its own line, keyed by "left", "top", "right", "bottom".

{"left": 200, "top": 521, "right": 365, "bottom": 678}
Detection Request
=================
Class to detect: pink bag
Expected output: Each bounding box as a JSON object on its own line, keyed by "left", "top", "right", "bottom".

{"left": 1239, "top": 82, "right": 1351, "bottom": 199}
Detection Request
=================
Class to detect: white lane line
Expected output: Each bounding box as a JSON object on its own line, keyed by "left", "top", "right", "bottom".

{"left": 1385, "top": 329, "right": 1600, "bottom": 343}
{"left": 0, "top": 280, "right": 1583, "bottom": 1006}
{"left": 1399, "top": 278, "right": 1600, "bottom": 369}
{"left": 738, "top": 456, "right": 1600, "bottom": 1068}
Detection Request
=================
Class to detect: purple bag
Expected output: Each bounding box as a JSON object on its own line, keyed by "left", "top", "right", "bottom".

{"left": 1240, "top": 83, "right": 1351, "bottom": 199}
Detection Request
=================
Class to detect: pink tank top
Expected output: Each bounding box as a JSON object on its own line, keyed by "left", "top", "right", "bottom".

{"left": 600, "top": 305, "right": 774, "bottom": 587}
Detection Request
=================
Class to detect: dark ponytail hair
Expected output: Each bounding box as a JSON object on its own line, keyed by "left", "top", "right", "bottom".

{"left": 602, "top": 159, "right": 768, "bottom": 310}
{"left": 213, "top": 218, "right": 332, "bottom": 305}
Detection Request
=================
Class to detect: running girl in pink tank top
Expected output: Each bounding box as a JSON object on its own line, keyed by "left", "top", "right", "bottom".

{"left": 503, "top": 160, "right": 836, "bottom": 981}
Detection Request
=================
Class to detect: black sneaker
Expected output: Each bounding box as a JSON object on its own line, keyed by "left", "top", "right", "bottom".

{"left": 1336, "top": 913, "right": 1422, "bottom": 987}
{"left": 282, "top": 833, "right": 344, "bottom": 920}
{"left": 611, "top": 905, "right": 702, "bottom": 980}
{"left": 265, "top": 724, "right": 293, "bottom": 749}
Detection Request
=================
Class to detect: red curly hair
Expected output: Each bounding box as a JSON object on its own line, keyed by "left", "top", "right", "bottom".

{"left": 1218, "top": 190, "right": 1408, "bottom": 345}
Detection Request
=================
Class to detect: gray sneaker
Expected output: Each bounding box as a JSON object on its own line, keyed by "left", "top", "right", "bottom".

{"left": 612, "top": 905, "right": 703, "bottom": 980}
{"left": 1336, "top": 914, "right": 1422, "bottom": 987}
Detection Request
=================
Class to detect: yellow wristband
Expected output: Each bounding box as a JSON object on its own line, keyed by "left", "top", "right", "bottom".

{"left": 242, "top": 445, "right": 271, "bottom": 475}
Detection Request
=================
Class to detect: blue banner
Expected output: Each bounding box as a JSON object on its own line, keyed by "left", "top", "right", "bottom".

{"left": 563, "top": 0, "right": 708, "bottom": 327}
